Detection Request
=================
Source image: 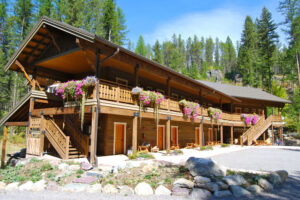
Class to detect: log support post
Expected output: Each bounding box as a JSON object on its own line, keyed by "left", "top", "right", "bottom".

{"left": 280, "top": 126, "right": 283, "bottom": 141}
{"left": 199, "top": 119, "right": 203, "bottom": 146}
{"left": 220, "top": 124, "right": 223, "bottom": 144}
{"left": 1, "top": 126, "right": 7, "bottom": 168}
{"left": 166, "top": 116, "right": 171, "bottom": 153}
{"left": 90, "top": 106, "right": 97, "bottom": 164}
{"left": 263, "top": 132, "right": 266, "bottom": 142}
{"left": 230, "top": 124, "right": 233, "bottom": 145}
{"left": 271, "top": 125, "right": 274, "bottom": 144}
{"left": 132, "top": 112, "right": 138, "bottom": 154}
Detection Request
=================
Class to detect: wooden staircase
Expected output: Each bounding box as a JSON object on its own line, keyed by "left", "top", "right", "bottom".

{"left": 241, "top": 115, "right": 278, "bottom": 145}
{"left": 42, "top": 116, "right": 86, "bottom": 159}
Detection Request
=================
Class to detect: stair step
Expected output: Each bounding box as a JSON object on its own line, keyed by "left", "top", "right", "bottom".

{"left": 68, "top": 155, "right": 86, "bottom": 159}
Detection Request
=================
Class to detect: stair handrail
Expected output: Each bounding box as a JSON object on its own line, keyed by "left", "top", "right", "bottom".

{"left": 241, "top": 115, "right": 265, "bottom": 144}
{"left": 248, "top": 115, "right": 274, "bottom": 143}
{"left": 64, "top": 116, "right": 89, "bottom": 157}
{"left": 43, "top": 116, "right": 70, "bottom": 159}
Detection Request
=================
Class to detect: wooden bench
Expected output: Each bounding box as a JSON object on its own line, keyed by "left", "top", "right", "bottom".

{"left": 170, "top": 145, "right": 180, "bottom": 150}
{"left": 184, "top": 143, "right": 194, "bottom": 149}
{"left": 138, "top": 145, "right": 149, "bottom": 153}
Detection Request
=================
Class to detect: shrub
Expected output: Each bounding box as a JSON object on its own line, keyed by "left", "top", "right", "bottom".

{"left": 41, "top": 163, "right": 53, "bottom": 171}
{"left": 30, "top": 158, "right": 42, "bottom": 163}
{"left": 128, "top": 151, "right": 154, "bottom": 160}
{"left": 221, "top": 143, "right": 229, "bottom": 148}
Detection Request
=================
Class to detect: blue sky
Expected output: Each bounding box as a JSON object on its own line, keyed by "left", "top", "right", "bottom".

{"left": 116, "top": 0, "right": 286, "bottom": 47}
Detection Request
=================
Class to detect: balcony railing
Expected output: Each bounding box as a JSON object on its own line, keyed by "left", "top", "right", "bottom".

{"left": 96, "top": 80, "right": 280, "bottom": 123}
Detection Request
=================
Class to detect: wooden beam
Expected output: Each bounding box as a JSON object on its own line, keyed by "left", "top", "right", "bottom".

{"left": 132, "top": 114, "right": 138, "bottom": 154}
{"left": 32, "top": 106, "right": 93, "bottom": 117}
{"left": 166, "top": 117, "right": 170, "bottom": 153}
{"left": 90, "top": 106, "right": 97, "bottom": 164}
{"left": 22, "top": 52, "right": 39, "bottom": 57}
{"left": 76, "top": 38, "right": 96, "bottom": 73}
{"left": 25, "top": 34, "right": 50, "bottom": 62}
{"left": 39, "top": 115, "right": 45, "bottom": 156}
{"left": 43, "top": 25, "right": 61, "bottom": 53}
{"left": 230, "top": 125, "right": 233, "bottom": 144}
{"left": 199, "top": 118, "right": 203, "bottom": 146}
{"left": 31, "top": 39, "right": 49, "bottom": 46}
{"left": 15, "top": 60, "right": 35, "bottom": 87}
{"left": 35, "top": 99, "right": 49, "bottom": 104}
{"left": 5, "top": 121, "right": 28, "bottom": 126}
{"left": 134, "top": 64, "right": 139, "bottom": 86}
{"left": 1, "top": 126, "right": 7, "bottom": 168}
{"left": 220, "top": 124, "right": 223, "bottom": 144}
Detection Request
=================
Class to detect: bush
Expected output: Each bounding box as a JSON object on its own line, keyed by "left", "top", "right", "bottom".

{"left": 221, "top": 143, "right": 229, "bottom": 148}
{"left": 128, "top": 151, "right": 154, "bottom": 160}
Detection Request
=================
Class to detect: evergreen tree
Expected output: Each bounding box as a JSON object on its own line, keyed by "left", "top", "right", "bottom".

{"left": 205, "top": 37, "right": 214, "bottom": 66}
{"left": 189, "top": 60, "right": 200, "bottom": 79}
{"left": 214, "top": 37, "right": 220, "bottom": 66}
{"left": 36, "top": 0, "right": 53, "bottom": 20}
{"left": 135, "top": 35, "right": 147, "bottom": 56}
{"left": 191, "top": 35, "right": 203, "bottom": 72}
{"left": 152, "top": 40, "right": 163, "bottom": 64}
{"left": 257, "top": 7, "right": 279, "bottom": 93}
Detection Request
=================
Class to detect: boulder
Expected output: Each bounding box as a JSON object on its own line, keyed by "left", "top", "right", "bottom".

{"left": 46, "top": 181, "right": 60, "bottom": 191}
{"left": 269, "top": 172, "right": 282, "bottom": 186}
{"left": 171, "top": 186, "right": 190, "bottom": 196}
{"left": 247, "top": 185, "right": 263, "bottom": 194}
{"left": 196, "top": 182, "right": 219, "bottom": 192}
{"left": 173, "top": 178, "right": 194, "bottom": 189}
{"left": 276, "top": 170, "right": 288, "bottom": 182}
{"left": 19, "top": 181, "right": 34, "bottom": 191}
{"left": 81, "top": 162, "right": 93, "bottom": 171}
{"left": 223, "top": 175, "right": 247, "bottom": 186}
{"left": 185, "top": 157, "right": 226, "bottom": 177}
{"left": 134, "top": 182, "right": 153, "bottom": 195}
{"left": 214, "top": 190, "right": 232, "bottom": 197}
{"left": 86, "top": 184, "right": 102, "bottom": 193}
{"left": 217, "top": 181, "right": 229, "bottom": 190}
{"left": 5, "top": 182, "right": 19, "bottom": 191}
{"left": 189, "top": 188, "right": 211, "bottom": 199}
{"left": 194, "top": 176, "right": 211, "bottom": 184}
{"left": 86, "top": 171, "right": 104, "bottom": 179}
{"left": 155, "top": 185, "right": 171, "bottom": 195}
{"left": 258, "top": 178, "right": 273, "bottom": 191}
{"left": 72, "top": 176, "right": 98, "bottom": 184}
{"left": 229, "top": 185, "right": 251, "bottom": 197}
{"left": 102, "top": 184, "right": 118, "bottom": 194}
{"left": 62, "top": 183, "right": 87, "bottom": 192}
{"left": 0, "top": 182, "right": 6, "bottom": 190}
{"left": 119, "top": 185, "right": 134, "bottom": 195}
{"left": 142, "top": 164, "right": 156, "bottom": 173}
{"left": 32, "top": 180, "right": 46, "bottom": 191}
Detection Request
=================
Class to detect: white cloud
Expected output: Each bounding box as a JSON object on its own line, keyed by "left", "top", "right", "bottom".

{"left": 143, "top": 8, "right": 246, "bottom": 44}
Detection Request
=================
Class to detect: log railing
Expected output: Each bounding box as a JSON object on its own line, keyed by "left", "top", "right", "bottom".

{"left": 42, "top": 116, "right": 70, "bottom": 159}
{"left": 64, "top": 116, "right": 89, "bottom": 157}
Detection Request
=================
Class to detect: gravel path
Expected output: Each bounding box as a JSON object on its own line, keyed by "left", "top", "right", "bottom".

{"left": 210, "top": 146, "right": 300, "bottom": 200}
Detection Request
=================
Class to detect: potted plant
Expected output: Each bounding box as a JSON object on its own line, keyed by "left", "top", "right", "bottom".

{"left": 179, "top": 99, "right": 200, "bottom": 121}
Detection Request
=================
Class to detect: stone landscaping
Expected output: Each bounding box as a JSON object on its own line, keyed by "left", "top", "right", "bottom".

{"left": 0, "top": 154, "right": 289, "bottom": 199}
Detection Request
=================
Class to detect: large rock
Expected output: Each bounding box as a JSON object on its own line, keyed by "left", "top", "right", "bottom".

{"left": 72, "top": 176, "right": 98, "bottom": 184}
{"left": 19, "top": 181, "right": 34, "bottom": 191}
{"left": 171, "top": 186, "right": 190, "bottom": 196}
{"left": 69, "top": 165, "right": 81, "bottom": 171}
{"left": 0, "top": 182, "right": 6, "bottom": 190}
{"left": 223, "top": 175, "right": 247, "bottom": 186}
{"left": 206, "top": 69, "right": 223, "bottom": 82}
{"left": 103, "top": 184, "right": 118, "bottom": 194}
{"left": 247, "top": 185, "right": 263, "bottom": 194}
{"left": 214, "top": 190, "right": 232, "bottom": 197}
{"left": 86, "top": 184, "right": 102, "bottom": 193}
{"left": 173, "top": 178, "right": 194, "bottom": 189}
{"left": 229, "top": 185, "right": 251, "bottom": 197}
{"left": 134, "top": 182, "right": 153, "bottom": 195}
{"left": 276, "top": 170, "right": 288, "bottom": 182}
{"left": 119, "top": 185, "right": 134, "bottom": 195}
{"left": 142, "top": 164, "right": 157, "bottom": 173}
{"left": 5, "top": 182, "right": 19, "bottom": 191}
{"left": 81, "top": 162, "right": 93, "bottom": 171}
{"left": 155, "top": 185, "right": 171, "bottom": 195}
{"left": 185, "top": 157, "right": 226, "bottom": 177}
{"left": 196, "top": 182, "right": 219, "bottom": 192}
{"left": 258, "top": 178, "right": 273, "bottom": 191}
{"left": 189, "top": 188, "right": 211, "bottom": 199}
{"left": 217, "top": 181, "right": 229, "bottom": 190}
{"left": 62, "top": 183, "right": 87, "bottom": 192}
{"left": 194, "top": 176, "right": 211, "bottom": 184}
{"left": 32, "top": 180, "right": 46, "bottom": 191}
{"left": 269, "top": 172, "right": 282, "bottom": 186}
{"left": 86, "top": 171, "right": 104, "bottom": 179}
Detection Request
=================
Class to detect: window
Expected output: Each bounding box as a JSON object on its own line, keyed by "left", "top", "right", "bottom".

{"left": 116, "top": 77, "right": 128, "bottom": 86}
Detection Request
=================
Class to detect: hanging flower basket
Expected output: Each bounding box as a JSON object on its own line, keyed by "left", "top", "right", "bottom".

{"left": 179, "top": 99, "right": 200, "bottom": 121}
{"left": 55, "top": 76, "right": 98, "bottom": 130}
{"left": 208, "top": 107, "right": 222, "bottom": 122}
{"left": 240, "top": 114, "right": 258, "bottom": 126}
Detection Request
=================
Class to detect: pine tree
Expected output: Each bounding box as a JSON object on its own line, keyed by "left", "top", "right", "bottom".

{"left": 152, "top": 40, "right": 163, "bottom": 64}
{"left": 135, "top": 35, "right": 147, "bottom": 56}
{"left": 189, "top": 60, "right": 199, "bottom": 79}
{"left": 214, "top": 37, "right": 220, "bottom": 66}
{"left": 205, "top": 37, "right": 214, "bottom": 66}
{"left": 36, "top": 0, "right": 53, "bottom": 20}
{"left": 191, "top": 35, "right": 203, "bottom": 72}
{"left": 257, "top": 7, "right": 279, "bottom": 93}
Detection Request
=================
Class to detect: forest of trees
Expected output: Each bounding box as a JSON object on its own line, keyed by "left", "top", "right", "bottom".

{"left": 0, "top": 0, "right": 299, "bottom": 132}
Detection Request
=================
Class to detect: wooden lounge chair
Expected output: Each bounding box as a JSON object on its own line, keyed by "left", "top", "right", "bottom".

{"left": 170, "top": 145, "right": 180, "bottom": 150}
{"left": 184, "top": 143, "right": 194, "bottom": 149}
{"left": 138, "top": 145, "right": 149, "bottom": 153}
{"left": 151, "top": 146, "right": 159, "bottom": 153}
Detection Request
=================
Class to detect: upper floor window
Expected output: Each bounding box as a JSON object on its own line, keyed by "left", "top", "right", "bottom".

{"left": 235, "top": 107, "right": 242, "bottom": 114}
{"left": 116, "top": 77, "right": 128, "bottom": 86}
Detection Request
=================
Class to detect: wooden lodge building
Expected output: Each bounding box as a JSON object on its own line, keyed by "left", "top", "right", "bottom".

{"left": 0, "top": 17, "right": 290, "bottom": 164}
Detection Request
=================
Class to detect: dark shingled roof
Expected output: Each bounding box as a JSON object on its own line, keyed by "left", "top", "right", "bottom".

{"left": 198, "top": 80, "right": 291, "bottom": 104}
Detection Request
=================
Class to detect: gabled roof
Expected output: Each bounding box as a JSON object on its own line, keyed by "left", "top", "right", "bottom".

{"left": 198, "top": 80, "right": 291, "bottom": 104}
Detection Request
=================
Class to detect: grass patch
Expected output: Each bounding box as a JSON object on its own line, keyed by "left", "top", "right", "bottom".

{"left": 128, "top": 151, "right": 154, "bottom": 160}
{"left": 200, "top": 146, "right": 214, "bottom": 151}
{"left": 221, "top": 143, "right": 230, "bottom": 148}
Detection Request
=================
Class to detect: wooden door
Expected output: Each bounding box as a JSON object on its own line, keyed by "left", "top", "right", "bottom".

{"left": 171, "top": 127, "right": 178, "bottom": 146}
{"left": 196, "top": 128, "right": 200, "bottom": 144}
{"left": 115, "top": 124, "right": 125, "bottom": 154}
{"left": 157, "top": 126, "right": 164, "bottom": 150}
{"left": 208, "top": 128, "right": 212, "bottom": 143}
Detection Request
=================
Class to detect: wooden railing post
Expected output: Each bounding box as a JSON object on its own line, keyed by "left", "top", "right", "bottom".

{"left": 220, "top": 124, "right": 223, "bottom": 144}
{"left": 39, "top": 115, "right": 45, "bottom": 156}
{"left": 230, "top": 125, "right": 233, "bottom": 145}
{"left": 65, "top": 136, "right": 70, "bottom": 160}
{"left": 1, "top": 126, "right": 7, "bottom": 169}
{"left": 116, "top": 86, "right": 120, "bottom": 102}
{"left": 199, "top": 118, "right": 203, "bottom": 146}
{"left": 240, "top": 136, "right": 243, "bottom": 146}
